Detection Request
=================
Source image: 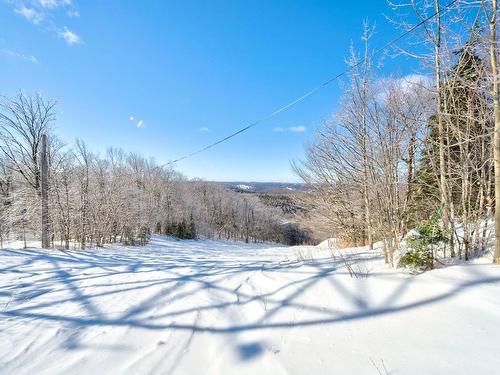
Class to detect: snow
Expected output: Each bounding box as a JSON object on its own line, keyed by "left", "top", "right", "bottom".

{"left": 1, "top": 236, "right": 500, "bottom": 374}
{"left": 236, "top": 184, "right": 253, "bottom": 191}
{"left": 316, "top": 238, "right": 341, "bottom": 248}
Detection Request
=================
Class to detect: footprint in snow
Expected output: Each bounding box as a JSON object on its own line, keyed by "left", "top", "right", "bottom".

{"left": 269, "top": 346, "right": 280, "bottom": 354}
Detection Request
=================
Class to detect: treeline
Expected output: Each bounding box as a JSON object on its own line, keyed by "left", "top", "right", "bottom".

{"left": 0, "top": 92, "right": 310, "bottom": 249}
{"left": 295, "top": 0, "right": 500, "bottom": 267}
{"left": 256, "top": 192, "right": 307, "bottom": 216}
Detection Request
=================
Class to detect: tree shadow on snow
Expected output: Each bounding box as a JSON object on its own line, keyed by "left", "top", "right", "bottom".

{"left": 1, "top": 237, "right": 499, "bottom": 358}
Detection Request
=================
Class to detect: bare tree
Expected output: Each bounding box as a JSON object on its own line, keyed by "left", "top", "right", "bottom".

{"left": 0, "top": 92, "right": 56, "bottom": 193}
{"left": 482, "top": 0, "right": 500, "bottom": 263}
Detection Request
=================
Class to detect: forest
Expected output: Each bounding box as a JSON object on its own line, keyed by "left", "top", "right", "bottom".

{"left": 0, "top": 95, "right": 312, "bottom": 249}
{"left": 294, "top": 0, "right": 500, "bottom": 269}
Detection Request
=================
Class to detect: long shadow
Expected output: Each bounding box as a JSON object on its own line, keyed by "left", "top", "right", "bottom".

{"left": 1, "top": 236, "right": 499, "bottom": 349}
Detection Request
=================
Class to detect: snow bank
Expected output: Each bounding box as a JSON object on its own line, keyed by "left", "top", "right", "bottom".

{"left": 316, "top": 237, "right": 341, "bottom": 249}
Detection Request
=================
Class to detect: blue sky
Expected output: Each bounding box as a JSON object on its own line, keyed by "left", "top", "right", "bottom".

{"left": 0, "top": 0, "right": 418, "bottom": 182}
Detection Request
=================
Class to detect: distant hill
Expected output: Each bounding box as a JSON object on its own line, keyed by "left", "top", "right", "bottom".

{"left": 216, "top": 181, "right": 306, "bottom": 193}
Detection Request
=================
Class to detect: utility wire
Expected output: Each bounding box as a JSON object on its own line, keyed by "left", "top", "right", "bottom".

{"left": 158, "top": 0, "right": 459, "bottom": 168}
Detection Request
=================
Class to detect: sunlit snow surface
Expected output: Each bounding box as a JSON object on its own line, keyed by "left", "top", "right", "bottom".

{"left": 1, "top": 236, "right": 499, "bottom": 374}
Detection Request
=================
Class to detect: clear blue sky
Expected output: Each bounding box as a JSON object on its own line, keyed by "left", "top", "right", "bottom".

{"left": 0, "top": 0, "right": 418, "bottom": 182}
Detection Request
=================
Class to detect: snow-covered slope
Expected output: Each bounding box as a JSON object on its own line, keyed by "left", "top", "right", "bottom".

{"left": 236, "top": 184, "right": 253, "bottom": 191}
{"left": 1, "top": 237, "right": 499, "bottom": 374}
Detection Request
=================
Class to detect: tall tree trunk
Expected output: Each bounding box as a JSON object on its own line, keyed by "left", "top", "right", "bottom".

{"left": 361, "top": 25, "right": 373, "bottom": 250}
{"left": 488, "top": 0, "right": 500, "bottom": 264}
{"left": 433, "top": 0, "right": 456, "bottom": 258}
{"left": 434, "top": 0, "right": 449, "bottom": 223}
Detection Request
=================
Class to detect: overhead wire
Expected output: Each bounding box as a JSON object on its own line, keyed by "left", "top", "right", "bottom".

{"left": 157, "top": 0, "right": 459, "bottom": 168}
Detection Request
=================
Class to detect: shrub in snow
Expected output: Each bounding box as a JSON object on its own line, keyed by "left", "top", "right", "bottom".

{"left": 121, "top": 225, "right": 152, "bottom": 246}
{"left": 398, "top": 215, "right": 449, "bottom": 273}
{"left": 138, "top": 225, "right": 152, "bottom": 245}
{"left": 164, "top": 219, "right": 196, "bottom": 240}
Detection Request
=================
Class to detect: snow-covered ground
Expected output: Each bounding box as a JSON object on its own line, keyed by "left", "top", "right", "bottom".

{"left": 1, "top": 237, "right": 499, "bottom": 374}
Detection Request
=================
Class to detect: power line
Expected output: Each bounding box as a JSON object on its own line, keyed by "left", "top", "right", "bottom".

{"left": 158, "top": 0, "right": 459, "bottom": 168}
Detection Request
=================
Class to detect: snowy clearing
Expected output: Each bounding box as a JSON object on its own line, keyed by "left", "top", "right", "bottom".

{"left": 1, "top": 237, "right": 500, "bottom": 375}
